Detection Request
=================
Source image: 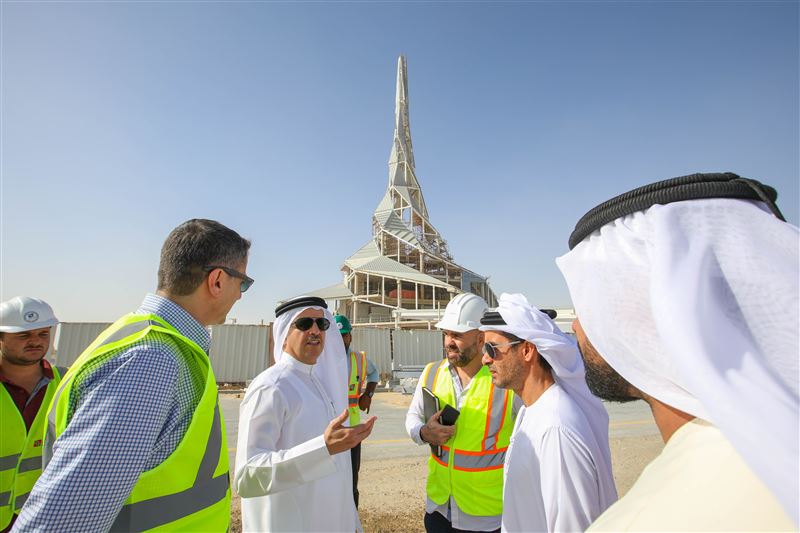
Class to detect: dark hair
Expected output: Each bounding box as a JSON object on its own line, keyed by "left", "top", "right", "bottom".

{"left": 495, "top": 331, "right": 552, "bottom": 372}
{"left": 157, "top": 219, "right": 251, "bottom": 296}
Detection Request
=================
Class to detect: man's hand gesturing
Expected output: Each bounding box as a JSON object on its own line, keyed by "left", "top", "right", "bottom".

{"left": 420, "top": 410, "right": 455, "bottom": 446}
{"left": 324, "top": 409, "right": 377, "bottom": 455}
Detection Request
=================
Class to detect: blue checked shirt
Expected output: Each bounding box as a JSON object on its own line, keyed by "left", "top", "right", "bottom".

{"left": 12, "top": 294, "right": 209, "bottom": 533}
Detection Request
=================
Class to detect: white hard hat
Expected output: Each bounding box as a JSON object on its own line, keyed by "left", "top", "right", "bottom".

{"left": 435, "top": 293, "right": 488, "bottom": 333}
{"left": 0, "top": 296, "right": 59, "bottom": 333}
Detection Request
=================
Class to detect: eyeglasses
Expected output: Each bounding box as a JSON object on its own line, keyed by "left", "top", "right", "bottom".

{"left": 482, "top": 341, "right": 522, "bottom": 360}
{"left": 203, "top": 265, "right": 255, "bottom": 293}
{"left": 293, "top": 317, "right": 331, "bottom": 332}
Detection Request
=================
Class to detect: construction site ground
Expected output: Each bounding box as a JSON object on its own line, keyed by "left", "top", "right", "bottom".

{"left": 222, "top": 391, "right": 663, "bottom": 533}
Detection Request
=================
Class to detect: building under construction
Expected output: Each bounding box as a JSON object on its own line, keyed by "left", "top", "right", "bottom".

{"left": 303, "top": 56, "right": 497, "bottom": 328}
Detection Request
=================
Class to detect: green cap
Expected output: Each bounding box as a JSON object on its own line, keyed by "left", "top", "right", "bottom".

{"left": 334, "top": 314, "right": 352, "bottom": 334}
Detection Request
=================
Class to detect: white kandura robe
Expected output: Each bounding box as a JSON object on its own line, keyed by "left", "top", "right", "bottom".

{"left": 502, "top": 384, "right": 617, "bottom": 533}
{"left": 234, "top": 354, "right": 360, "bottom": 532}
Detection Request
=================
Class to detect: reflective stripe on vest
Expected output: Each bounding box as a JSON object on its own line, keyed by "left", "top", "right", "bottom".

{"left": 348, "top": 351, "right": 367, "bottom": 426}
{"left": 111, "top": 404, "right": 228, "bottom": 532}
{"left": 0, "top": 365, "right": 63, "bottom": 528}
{"left": 46, "top": 314, "right": 230, "bottom": 532}
{"left": 423, "top": 359, "right": 514, "bottom": 517}
{"left": 14, "top": 492, "right": 28, "bottom": 509}
{"left": 445, "top": 446, "right": 507, "bottom": 471}
{"left": 0, "top": 455, "right": 19, "bottom": 471}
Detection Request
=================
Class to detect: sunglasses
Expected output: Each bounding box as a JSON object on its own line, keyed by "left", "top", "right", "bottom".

{"left": 204, "top": 265, "right": 255, "bottom": 293}
{"left": 293, "top": 317, "right": 331, "bottom": 332}
{"left": 482, "top": 340, "right": 522, "bottom": 360}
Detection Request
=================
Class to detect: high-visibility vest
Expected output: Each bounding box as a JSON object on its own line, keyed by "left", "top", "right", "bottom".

{"left": 423, "top": 359, "right": 514, "bottom": 517}
{"left": 348, "top": 351, "right": 367, "bottom": 426}
{"left": 0, "top": 365, "right": 64, "bottom": 530}
{"left": 45, "top": 313, "right": 231, "bottom": 532}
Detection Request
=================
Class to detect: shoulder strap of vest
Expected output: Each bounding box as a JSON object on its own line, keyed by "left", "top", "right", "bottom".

{"left": 55, "top": 366, "right": 68, "bottom": 379}
{"left": 44, "top": 313, "right": 208, "bottom": 468}
{"left": 423, "top": 359, "right": 446, "bottom": 391}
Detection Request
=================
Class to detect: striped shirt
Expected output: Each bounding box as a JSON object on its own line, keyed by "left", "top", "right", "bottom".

{"left": 12, "top": 294, "right": 208, "bottom": 533}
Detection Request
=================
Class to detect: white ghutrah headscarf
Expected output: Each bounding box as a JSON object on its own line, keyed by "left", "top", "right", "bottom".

{"left": 272, "top": 299, "right": 349, "bottom": 420}
{"left": 557, "top": 198, "right": 799, "bottom": 525}
{"left": 479, "top": 292, "right": 614, "bottom": 483}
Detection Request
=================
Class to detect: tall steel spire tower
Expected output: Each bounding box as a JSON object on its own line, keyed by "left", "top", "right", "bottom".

{"left": 373, "top": 56, "right": 453, "bottom": 262}
{"left": 302, "top": 56, "right": 496, "bottom": 328}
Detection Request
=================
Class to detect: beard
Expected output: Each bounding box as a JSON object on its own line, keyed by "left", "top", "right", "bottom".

{"left": 490, "top": 356, "right": 523, "bottom": 391}
{"left": 446, "top": 342, "right": 478, "bottom": 367}
{"left": 578, "top": 339, "right": 639, "bottom": 403}
{"left": 2, "top": 349, "right": 46, "bottom": 366}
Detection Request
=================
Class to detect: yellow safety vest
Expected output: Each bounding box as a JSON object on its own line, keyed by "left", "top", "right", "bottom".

{"left": 348, "top": 351, "right": 367, "bottom": 426}
{"left": 423, "top": 360, "right": 514, "bottom": 517}
{"left": 0, "top": 365, "right": 63, "bottom": 530}
{"left": 45, "top": 313, "right": 231, "bottom": 532}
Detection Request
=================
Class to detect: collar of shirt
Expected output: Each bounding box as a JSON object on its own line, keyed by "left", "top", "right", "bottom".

{"left": 282, "top": 352, "right": 315, "bottom": 375}
{"left": 137, "top": 293, "right": 211, "bottom": 353}
{"left": 445, "top": 362, "right": 473, "bottom": 407}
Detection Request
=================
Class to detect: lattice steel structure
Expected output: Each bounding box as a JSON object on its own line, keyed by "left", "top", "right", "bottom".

{"left": 336, "top": 56, "right": 497, "bottom": 327}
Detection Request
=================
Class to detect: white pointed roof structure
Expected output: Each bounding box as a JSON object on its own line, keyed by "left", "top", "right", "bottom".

{"left": 295, "top": 56, "right": 496, "bottom": 328}
{"left": 342, "top": 56, "right": 496, "bottom": 326}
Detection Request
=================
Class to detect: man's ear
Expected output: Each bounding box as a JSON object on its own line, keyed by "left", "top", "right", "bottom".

{"left": 522, "top": 341, "right": 538, "bottom": 363}
{"left": 206, "top": 268, "right": 224, "bottom": 297}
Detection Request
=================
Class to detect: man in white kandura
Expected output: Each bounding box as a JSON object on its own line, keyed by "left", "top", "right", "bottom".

{"left": 234, "top": 296, "right": 377, "bottom": 532}
{"left": 557, "top": 172, "right": 798, "bottom": 530}
{"left": 479, "top": 293, "right": 617, "bottom": 532}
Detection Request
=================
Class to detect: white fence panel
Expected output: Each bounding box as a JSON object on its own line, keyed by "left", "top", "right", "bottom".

{"left": 392, "top": 330, "right": 444, "bottom": 369}
{"left": 351, "top": 327, "right": 392, "bottom": 377}
{"left": 209, "top": 324, "right": 271, "bottom": 382}
{"left": 55, "top": 322, "right": 112, "bottom": 366}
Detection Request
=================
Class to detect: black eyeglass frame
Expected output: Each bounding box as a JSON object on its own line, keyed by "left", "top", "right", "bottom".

{"left": 482, "top": 340, "right": 522, "bottom": 360}
{"left": 292, "top": 317, "right": 331, "bottom": 332}
{"left": 203, "top": 265, "right": 255, "bottom": 293}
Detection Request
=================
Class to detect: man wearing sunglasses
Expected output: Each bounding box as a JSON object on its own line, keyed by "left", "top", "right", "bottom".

{"left": 15, "top": 219, "right": 250, "bottom": 532}
{"left": 479, "top": 293, "right": 616, "bottom": 533}
{"left": 405, "top": 293, "right": 520, "bottom": 533}
{"left": 235, "top": 296, "right": 376, "bottom": 532}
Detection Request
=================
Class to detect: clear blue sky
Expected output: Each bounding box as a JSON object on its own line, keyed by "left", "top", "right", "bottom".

{"left": 2, "top": 1, "right": 798, "bottom": 324}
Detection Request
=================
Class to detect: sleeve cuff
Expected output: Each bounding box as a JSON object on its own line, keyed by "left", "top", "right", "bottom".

{"left": 410, "top": 423, "right": 426, "bottom": 446}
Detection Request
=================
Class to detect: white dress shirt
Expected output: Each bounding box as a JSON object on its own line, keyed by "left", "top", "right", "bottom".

{"left": 235, "top": 353, "right": 360, "bottom": 532}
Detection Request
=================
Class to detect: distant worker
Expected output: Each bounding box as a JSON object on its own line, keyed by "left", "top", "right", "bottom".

{"left": 0, "top": 297, "right": 63, "bottom": 533}
{"left": 405, "top": 293, "right": 520, "bottom": 533}
{"left": 235, "top": 297, "right": 377, "bottom": 532}
{"left": 14, "top": 219, "right": 251, "bottom": 532}
{"left": 334, "top": 314, "right": 380, "bottom": 509}
{"left": 479, "top": 293, "right": 617, "bottom": 532}
{"left": 557, "top": 173, "right": 798, "bottom": 529}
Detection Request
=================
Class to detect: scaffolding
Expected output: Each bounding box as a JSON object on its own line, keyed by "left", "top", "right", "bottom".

{"left": 337, "top": 56, "right": 497, "bottom": 328}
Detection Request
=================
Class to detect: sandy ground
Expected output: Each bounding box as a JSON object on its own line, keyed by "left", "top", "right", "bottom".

{"left": 355, "top": 435, "right": 664, "bottom": 533}
{"left": 228, "top": 394, "right": 664, "bottom": 533}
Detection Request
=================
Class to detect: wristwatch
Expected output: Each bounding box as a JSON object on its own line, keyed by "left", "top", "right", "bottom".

{"left": 367, "top": 391, "right": 374, "bottom": 398}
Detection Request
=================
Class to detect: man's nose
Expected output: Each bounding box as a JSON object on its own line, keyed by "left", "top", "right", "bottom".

{"left": 481, "top": 352, "right": 492, "bottom": 365}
